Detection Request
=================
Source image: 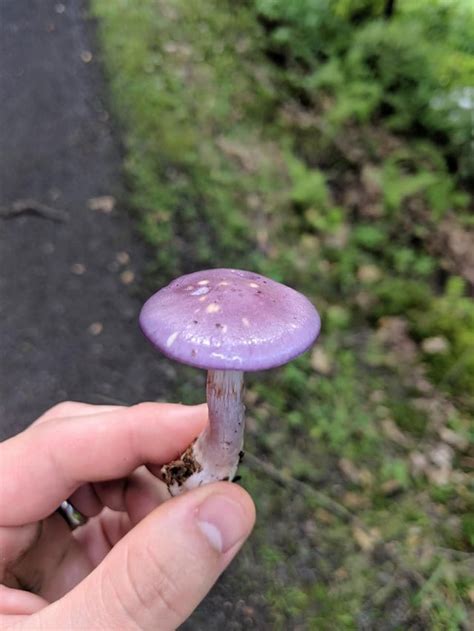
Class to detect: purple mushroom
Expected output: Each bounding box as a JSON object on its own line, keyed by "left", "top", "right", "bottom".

{"left": 140, "top": 268, "right": 320, "bottom": 495}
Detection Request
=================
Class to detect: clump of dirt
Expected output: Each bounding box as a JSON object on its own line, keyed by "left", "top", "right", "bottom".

{"left": 161, "top": 441, "right": 202, "bottom": 488}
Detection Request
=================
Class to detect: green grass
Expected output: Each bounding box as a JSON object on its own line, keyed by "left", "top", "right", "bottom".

{"left": 91, "top": 0, "right": 474, "bottom": 627}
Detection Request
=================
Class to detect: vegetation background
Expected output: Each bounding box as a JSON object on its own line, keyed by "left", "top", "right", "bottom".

{"left": 91, "top": 0, "right": 473, "bottom": 628}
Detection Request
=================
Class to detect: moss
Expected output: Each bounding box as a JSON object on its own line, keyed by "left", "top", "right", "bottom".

{"left": 389, "top": 400, "right": 429, "bottom": 437}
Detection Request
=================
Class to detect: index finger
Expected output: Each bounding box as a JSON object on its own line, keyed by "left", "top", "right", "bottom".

{"left": 0, "top": 402, "right": 207, "bottom": 526}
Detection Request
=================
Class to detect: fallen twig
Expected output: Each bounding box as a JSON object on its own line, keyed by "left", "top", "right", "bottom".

{"left": 434, "top": 546, "right": 474, "bottom": 563}
{"left": 244, "top": 451, "right": 425, "bottom": 588}
{"left": 244, "top": 451, "right": 353, "bottom": 521}
{"left": 0, "top": 199, "right": 68, "bottom": 222}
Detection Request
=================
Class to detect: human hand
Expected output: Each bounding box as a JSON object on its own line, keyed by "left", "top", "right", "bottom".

{"left": 0, "top": 402, "right": 255, "bottom": 630}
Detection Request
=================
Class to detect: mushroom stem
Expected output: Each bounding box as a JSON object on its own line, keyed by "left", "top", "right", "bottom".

{"left": 202, "top": 369, "right": 245, "bottom": 473}
{"left": 162, "top": 370, "right": 245, "bottom": 495}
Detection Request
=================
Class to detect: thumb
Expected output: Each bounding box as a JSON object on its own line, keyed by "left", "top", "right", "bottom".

{"left": 35, "top": 483, "right": 255, "bottom": 630}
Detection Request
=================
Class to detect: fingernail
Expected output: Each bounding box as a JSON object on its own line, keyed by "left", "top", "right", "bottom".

{"left": 196, "top": 494, "right": 248, "bottom": 554}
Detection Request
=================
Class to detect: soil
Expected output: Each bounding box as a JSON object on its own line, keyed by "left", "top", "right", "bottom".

{"left": 0, "top": 2, "right": 266, "bottom": 628}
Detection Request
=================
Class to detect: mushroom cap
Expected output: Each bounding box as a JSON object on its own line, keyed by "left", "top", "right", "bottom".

{"left": 139, "top": 268, "right": 321, "bottom": 371}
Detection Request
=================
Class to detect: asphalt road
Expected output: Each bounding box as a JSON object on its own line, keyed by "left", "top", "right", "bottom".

{"left": 0, "top": 0, "right": 172, "bottom": 439}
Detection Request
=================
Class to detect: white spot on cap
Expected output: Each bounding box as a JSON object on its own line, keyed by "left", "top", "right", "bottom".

{"left": 166, "top": 331, "right": 179, "bottom": 347}
{"left": 206, "top": 303, "right": 221, "bottom": 314}
{"left": 249, "top": 282, "right": 259, "bottom": 288}
{"left": 199, "top": 295, "right": 208, "bottom": 302}
{"left": 198, "top": 279, "right": 210, "bottom": 285}
{"left": 191, "top": 286, "right": 209, "bottom": 296}
{"left": 218, "top": 281, "right": 229, "bottom": 286}
{"left": 242, "top": 317, "right": 250, "bottom": 327}
{"left": 211, "top": 352, "right": 242, "bottom": 363}
{"left": 222, "top": 324, "right": 228, "bottom": 333}
{"left": 194, "top": 337, "right": 211, "bottom": 346}
{"left": 185, "top": 285, "right": 194, "bottom": 291}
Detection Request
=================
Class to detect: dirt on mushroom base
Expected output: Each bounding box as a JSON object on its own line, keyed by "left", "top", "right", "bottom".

{"left": 92, "top": 0, "right": 474, "bottom": 628}
{"left": 161, "top": 440, "right": 202, "bottom": 490}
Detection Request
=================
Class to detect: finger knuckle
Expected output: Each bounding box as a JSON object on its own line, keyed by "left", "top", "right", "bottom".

{"left": 45, "top": 401, "right": 81, "bottom": 418}
{"left": 103, "top": 545, "right": 184, "bottom": 629}
{"left": 97, "top": 567, "right": 141, "bottom": 631}
{"left": 127, "top": 544, "right": 183, "bottom": 624}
